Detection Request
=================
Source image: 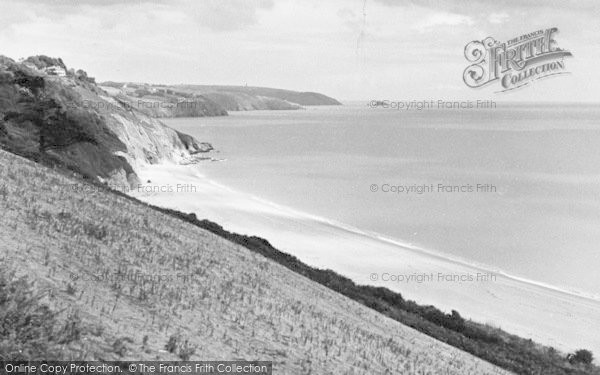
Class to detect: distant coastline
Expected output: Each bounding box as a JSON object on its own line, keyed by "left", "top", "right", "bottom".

{"left": 100, "top": 81, "right": 341, "bottom": 118}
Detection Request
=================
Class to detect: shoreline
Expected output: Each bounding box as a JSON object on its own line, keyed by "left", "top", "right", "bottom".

{"left": 131, "top": 160, "right": 600, "bottom": 355}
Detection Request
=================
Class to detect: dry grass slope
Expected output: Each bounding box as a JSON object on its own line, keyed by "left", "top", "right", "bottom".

{"left": 0, "top": 150, "right": 511, "bottom": 374}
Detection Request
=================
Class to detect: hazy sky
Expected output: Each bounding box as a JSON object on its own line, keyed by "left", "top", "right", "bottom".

{"left": 1, "top": 0, "right": 599, "bottom": 101}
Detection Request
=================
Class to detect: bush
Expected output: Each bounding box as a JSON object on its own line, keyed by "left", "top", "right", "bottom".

{"left": 112, "top": 337, "right": 134, "bottom": 357}
{"left": 24, "top": 56, "right": 66, "bottom": 70}
{"left": 569, "top": 349, "right": 594, "bottom": 365}
{"left": 165, "top": 334, "right": 179, "bottom": 354}
{"left": 165, "top": 333, "right": 196, "bottom": 360}
{"left": 75, "top": 69, "right": 95, "bottom": 84}
{"left": 12, "top": 69, "right": 45, "bottom": 94}
{"left": 0, "top": 266, "right": 84, "bottom": 359}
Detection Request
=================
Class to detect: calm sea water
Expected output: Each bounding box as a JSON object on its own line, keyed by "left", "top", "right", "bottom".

{"left": 164, "top": 102, "right": 600, "bottom": 296}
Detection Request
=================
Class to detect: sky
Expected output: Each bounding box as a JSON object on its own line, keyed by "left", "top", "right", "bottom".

{"left": 0, "top": 0, "right": 599, "bottom": 101}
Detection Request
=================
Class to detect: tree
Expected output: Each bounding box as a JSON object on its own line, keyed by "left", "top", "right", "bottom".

{"left": 12, "top": 69, "right": 45, "bottom": 95}
{"left": 24, "top": 55, "right": 67, "bottom": 70}
{"left": 8, "top": 72, "right": 97, "bottom": 152}
{"left": 568, "top": 349, "right": 594, "bottom": 365}
{"left": 15, "top": 96, "right": 63, "bottom": 152}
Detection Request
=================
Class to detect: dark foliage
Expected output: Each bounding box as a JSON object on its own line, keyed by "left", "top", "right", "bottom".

{"left": 0, "top": 267, "right": 84, "bottom": 360}
{"left": 570, "top": 350, "right": 594, "bottom": 366}
{"left": 12, "top": 69, "right": 45, "bottom": 95}
{"left": 75, "top": 69, "right": 95, "bottom": 84}
{"left": 0, "top": 62, "right": 134, "bottom": 185}
{"left": 9, "top": 93, "right": 99, "bottom": 152}
{"left": 24, "top": 55, "right": 67, "bottom": 70}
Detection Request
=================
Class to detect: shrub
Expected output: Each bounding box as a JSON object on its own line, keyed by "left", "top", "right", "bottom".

{"left": 82, "top": 222, "right": 108, "bottom": 240}
{"left": 165, "top": 334, "right": 179, "bottom": 354}
{"left": 178, "top": 341, "right": 196, "bottom": 361}
{"left": 165, "top": 334, "right": 196, "bottom": 360}
{"left": 75, "top": 70, "right": 95, "bottom": 84}
{"left": 24, "top": 56, "right": 66, "bottom": 70}
{"left": 569, "top": 349, "right": 594, "bottom": 365}
{"left": 12, "top": 69, "right": 45, "bottom": 94}
{"left": 0, "top": 266, "right": 84, "bottom": 359}
{"left": 112, "top": 337, "right": 134, "bottom": 357}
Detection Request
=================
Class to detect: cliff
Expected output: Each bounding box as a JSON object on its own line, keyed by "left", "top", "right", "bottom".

{"left": 0, "top": 55, "right": 211, "bottom": 187}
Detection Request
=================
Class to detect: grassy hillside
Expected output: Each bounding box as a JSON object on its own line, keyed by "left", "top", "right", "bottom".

{"left": 0, "top": 149, "right": 509, "bottom": 374}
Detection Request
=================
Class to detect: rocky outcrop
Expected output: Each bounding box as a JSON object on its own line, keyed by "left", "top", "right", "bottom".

{"left": 0, "top": 55, "right": 211, "bottom": 188}
{"left": 176, "top": 130, "right": 213, "bottom": 154}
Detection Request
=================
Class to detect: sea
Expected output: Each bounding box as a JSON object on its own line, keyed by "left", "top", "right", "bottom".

{"left": 164, "top": 102, "right": 600, "bottom": 298}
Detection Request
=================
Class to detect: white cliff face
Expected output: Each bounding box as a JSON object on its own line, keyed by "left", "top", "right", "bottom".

{"left": 73, "top": 84, "right": 214, "bottom": 184}
{"left": 109, "top": 113, "right": 188, "bottom": 169}
{"left": 94, "top": 93, "right": 211, "bottom": 170}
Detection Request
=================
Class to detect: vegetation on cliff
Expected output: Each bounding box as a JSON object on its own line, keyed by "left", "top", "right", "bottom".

{"left": 0, "top": 55, "right": 210, "bottom": 187}
{"left": 0, "top": 56, "right": 134, "bottom": 184}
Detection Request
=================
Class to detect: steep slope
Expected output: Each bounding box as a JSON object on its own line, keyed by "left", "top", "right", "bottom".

{"left": 0, "top": 149, "right": 510, "bottom": 374}
{"left": 0, "top": 56, "right": 211, "bottom": 188}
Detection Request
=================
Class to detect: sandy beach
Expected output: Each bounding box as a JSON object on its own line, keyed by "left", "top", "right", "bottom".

{"left": 130, "top": 161, "right": 600, "bottom": 356}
